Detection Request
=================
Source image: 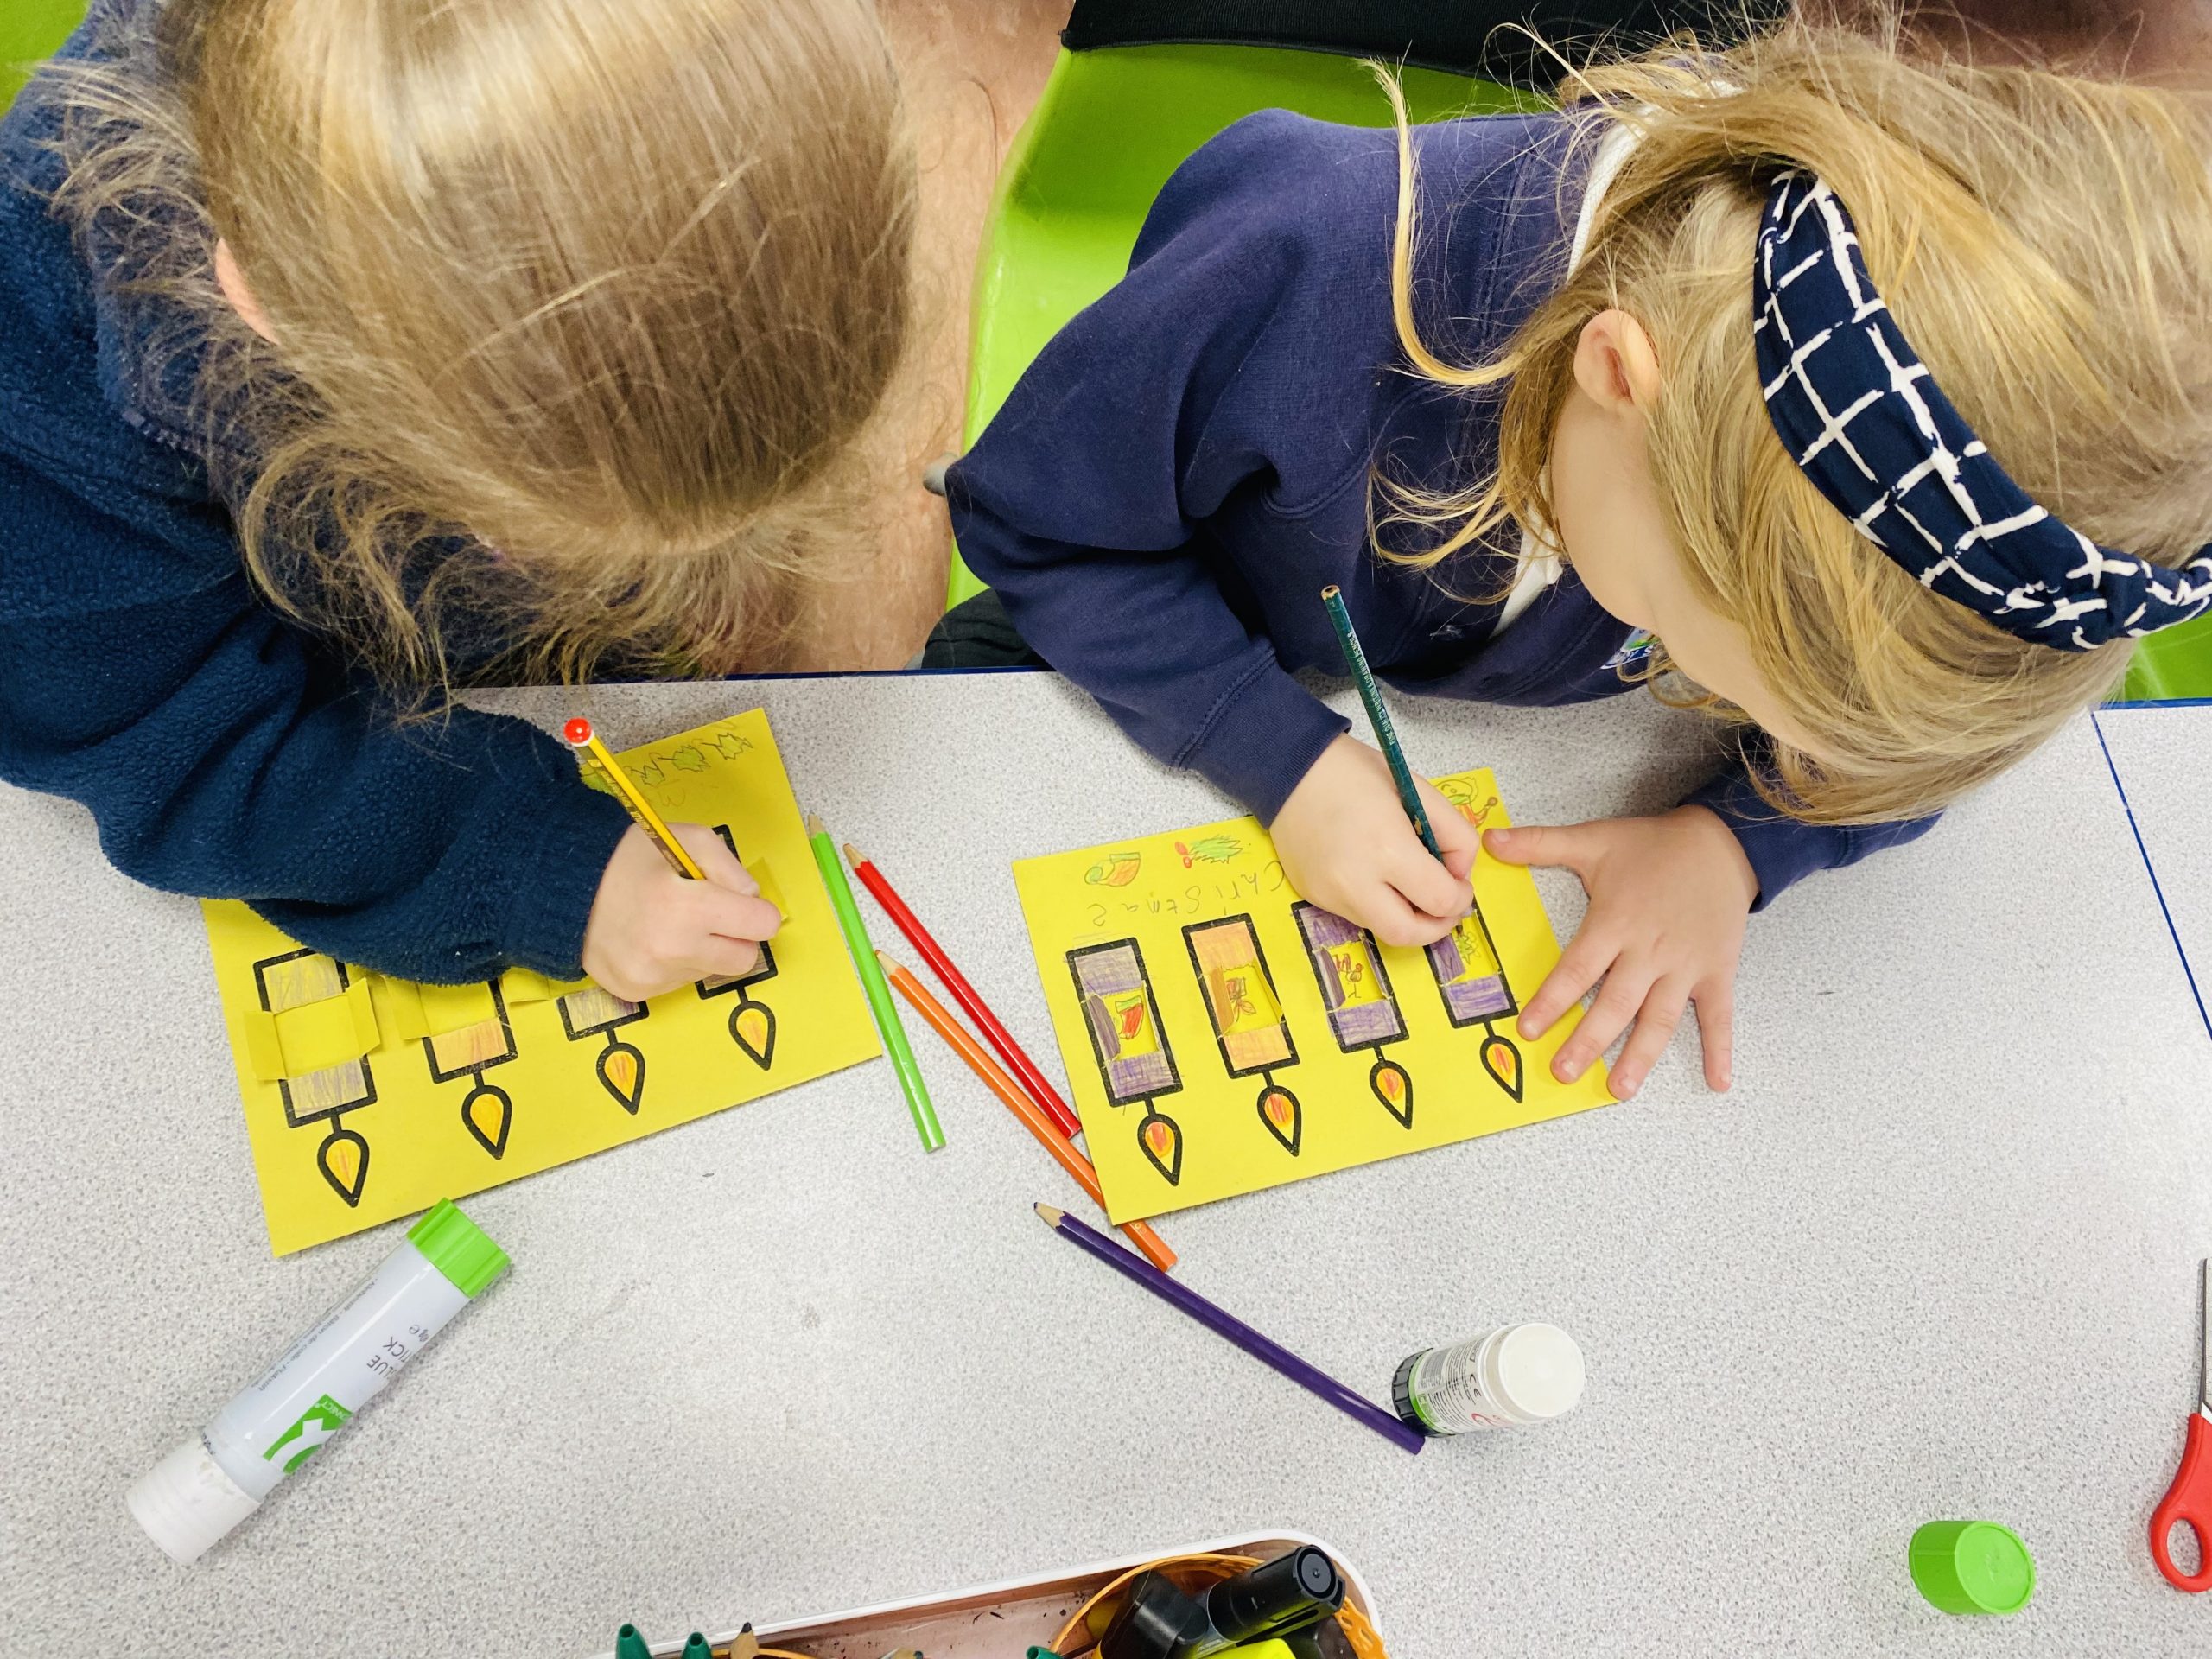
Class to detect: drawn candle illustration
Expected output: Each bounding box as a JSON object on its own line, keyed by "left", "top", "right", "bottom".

{"left": 558, "top": 986, "right": 649, "bottom": 1114}
{"left": 414, "top": 981, "right": 523, "bottom": 1159}
{"left": 696, "top": 824, "right": 779, "bottom": 1070}
{"left": 1069, "top": 938, "right": 1185, "bottom": 1185}
{"left": 1292, "top": 904, "right": 1416, "bottom": 1128}
{"left": 1425, "top": 901, "right": 1525, "bottom": 1103}
{"left": 1184, "top": 916, "right": 1304, "bottom": 1155}
{"left": 253, "top": 950, "right": 378, "bottom": 1207}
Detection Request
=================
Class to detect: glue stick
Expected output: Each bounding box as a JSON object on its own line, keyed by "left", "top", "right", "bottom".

{"left": 127, "top": 1199, "right": 508, "bottom": 1563}
{"left": 1391, "top": 1323, "right": 1585, "bottom": 1435}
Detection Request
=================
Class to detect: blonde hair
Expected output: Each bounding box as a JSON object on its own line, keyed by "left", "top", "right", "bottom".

{"left": 1374, "top": 21, "right": 2212, "bottom": 825}
{"left": 41, "top": 0, "right": 917, "bottom": 684}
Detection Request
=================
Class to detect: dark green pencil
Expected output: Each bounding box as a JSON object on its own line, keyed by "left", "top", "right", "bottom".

{"left": 1320, "top": 583, "right": 1442, "bottom": 857}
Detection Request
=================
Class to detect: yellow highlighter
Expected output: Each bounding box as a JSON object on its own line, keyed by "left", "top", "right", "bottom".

{"left": 561, "top": 716, "right": 705, "bottom": 880}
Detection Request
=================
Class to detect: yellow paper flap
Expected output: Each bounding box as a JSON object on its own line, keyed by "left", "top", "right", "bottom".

{"left": 415, "top": 980, "right": 496, "bottom": 1037}
{"left": 270, "top": 992, "right": 372, "bottom": 1077}
{"left": 500, "top": 968, "right": 556, "bottom": 1003}
{"left": 242, "top": 1011, "right": 287, "bottom": 1082}
{"left": 376, "top": 976, "right": 429, "bottom": 1043}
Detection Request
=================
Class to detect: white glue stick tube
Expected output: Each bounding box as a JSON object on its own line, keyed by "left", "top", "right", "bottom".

{"left": 128, "top": 1199, "right": 509, "bottom": 1564}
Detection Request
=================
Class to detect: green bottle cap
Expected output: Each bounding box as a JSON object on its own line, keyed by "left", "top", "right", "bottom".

{"left": 406, "top": 1199, "right": 510, "bottom": 1298}
{"left": 1909, "top": 1520, "right": 2035, "bottom": 1615}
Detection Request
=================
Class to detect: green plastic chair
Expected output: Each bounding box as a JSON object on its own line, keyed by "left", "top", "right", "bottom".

{"left": 2119, "top": 610, "right": 2212, "bottom": 702}
{"left": 953, "top": 42, "right": 1531, "bottom": 604}
{"left": 2, "top": 0, "right": 84, "bottom": 110}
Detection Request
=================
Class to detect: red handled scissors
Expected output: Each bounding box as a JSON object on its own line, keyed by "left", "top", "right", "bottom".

{"left": 2152, "top": 1258, "right": 2212, "bottom": 1592}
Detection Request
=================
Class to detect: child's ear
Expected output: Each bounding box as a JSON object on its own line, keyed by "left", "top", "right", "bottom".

{"left": 1572, "top": 308, "right": 1662, "bottom": 413}
{"left": 213, "top": 238, "right": 279, "bottom": 345}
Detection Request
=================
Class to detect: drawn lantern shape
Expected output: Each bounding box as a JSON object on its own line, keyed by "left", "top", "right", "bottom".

{"left": 415, "top": 980, "right": 522, "bottom": 1159}
{"left": 1183, "top": 916, "right": 1304, "bottom": 1156}
{"left": 1292, "top": 903, "right": 1415, "bottom": 1128}
{"left": 1426, "top": 902, "right": 1525, "bottom": 1103}
{"left": 1069, "top": 938, "right": 1185, "bottom": 1186}
{"left": 558, "top": 985, "right": 649, "bottom": 1114}
{"left": 695, "top": 826, "right": 779, "bottom": 1071}
{"left": 252, "top": 949, "right": 378, "bottom": 1207}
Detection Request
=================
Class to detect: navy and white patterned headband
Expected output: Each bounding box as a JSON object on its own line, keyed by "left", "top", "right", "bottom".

{"left": 1752, "top": 171, "right": 2212, "bottom": 650}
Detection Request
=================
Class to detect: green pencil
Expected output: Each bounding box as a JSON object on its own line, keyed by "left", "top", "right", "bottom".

{"left": 1320, "top": 583, "right": 1442, "bottom": 857}
{"left": 808, "top": 813, "right": 944, "bottom": 1151}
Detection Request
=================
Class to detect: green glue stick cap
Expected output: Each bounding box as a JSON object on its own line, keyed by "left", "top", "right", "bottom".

{"left": 407, "top": 1199, "right": 510, "bottom": 1298}
{"left": 1909, "top": 1520, "right": 2036, "bottom": 1615}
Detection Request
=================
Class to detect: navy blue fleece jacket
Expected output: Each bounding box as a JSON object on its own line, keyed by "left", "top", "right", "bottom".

{"left": 0, "top": 16, "right": 631, "bottom": 982}
{"left": 947, "top": 110, "right": 1933, "bottom": 906}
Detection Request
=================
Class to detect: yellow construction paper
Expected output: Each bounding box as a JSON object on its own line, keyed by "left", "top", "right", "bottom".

{"left": 1013, "top": 770, "right": 1615, "bottom": 1223}
{"left": 203, "top": 709, "right": 880, "bottom": 1254}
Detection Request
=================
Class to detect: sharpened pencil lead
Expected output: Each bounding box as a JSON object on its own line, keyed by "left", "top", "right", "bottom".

{"left": 1035, "top": 1202, "right": 1065, "bottom": 1225}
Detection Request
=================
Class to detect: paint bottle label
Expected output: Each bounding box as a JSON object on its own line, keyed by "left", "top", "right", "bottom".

{"left": 1393, "top": 1324, "right": 1586, "bottom": 1435}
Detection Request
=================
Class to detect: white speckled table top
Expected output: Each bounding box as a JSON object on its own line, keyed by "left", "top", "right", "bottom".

{"left": 3, "top": 674, "right": 2209, "bottom": 1658}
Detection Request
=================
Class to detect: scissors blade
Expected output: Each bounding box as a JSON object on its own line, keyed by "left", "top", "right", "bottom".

{"left": 2200, "top": 1258, "right": 2210, "bottom": 1413}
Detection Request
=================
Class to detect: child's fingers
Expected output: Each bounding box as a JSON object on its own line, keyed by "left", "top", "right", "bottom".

{"left": 671, "top": 822, "right": 760, "bottom": 896}
{"left": 1552, "top": 955, "right": 1653, "bottom": 1083}
{"left": 1483, "top": 823, "right": 1595, "bottom": 879}
{"left": 1362, "top": 877, "right": 1458, "bottom": 950}
{"left": 1414, "top": 777, "right": 1482, "bottom": 880}
{"left": 1518, "top": 925, "right": 1615, "bottom": 1039}
{"left": 690, "top": 934, "right": 762, "bottom": 982}
{"left": 686, "top": 883, "right": 783, "bottom": 944}
{"left": 1383, "top": 837, "right": 1472, "bottom": 931}
{"left": 1606, "top": 976, "right": 1691, "bottom": 1100}
{"left": 1693, "top": 980, "right": 1735, "bottom": 1091}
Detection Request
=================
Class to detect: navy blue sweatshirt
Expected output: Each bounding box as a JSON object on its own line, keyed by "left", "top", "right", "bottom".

{"left": 947, "top": 110, "right": 1932, "bottom": 906}
{"left": 0, "top": 15, "right": 631, "bottom": 982}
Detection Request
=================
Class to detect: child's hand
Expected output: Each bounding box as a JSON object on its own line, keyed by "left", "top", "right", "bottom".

{"left": 580, "top": 823, "right": 783, "bottom": 1001}
{"left": 1484, "top": 806, "right": 1756, "bottom": 1098}
{"left": 1272, "top": 734, "right": 1481, "bottom": 947}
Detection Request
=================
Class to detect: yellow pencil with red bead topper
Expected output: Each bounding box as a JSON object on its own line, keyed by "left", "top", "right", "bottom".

{"left": 562, "top": 716, "right": 705, "bottom": 880}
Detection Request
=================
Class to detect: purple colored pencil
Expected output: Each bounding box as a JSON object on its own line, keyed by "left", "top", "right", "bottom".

{"left": 1033, "top": 1203, "right": 1425, "bottom": 1456}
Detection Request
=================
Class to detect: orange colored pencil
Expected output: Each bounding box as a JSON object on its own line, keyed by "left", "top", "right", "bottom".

{"left": 881, "top": 952, "right": 1178, "bottom": 1273}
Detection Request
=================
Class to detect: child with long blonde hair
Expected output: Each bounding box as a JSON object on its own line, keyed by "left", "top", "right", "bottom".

{"left": 947, "top": 17, "right": 2212, "bottom": 1098}
{"left": 0, "top": 0, "right": 914, "bottom": 996}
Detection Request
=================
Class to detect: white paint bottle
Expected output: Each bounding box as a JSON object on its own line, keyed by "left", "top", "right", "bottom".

{"left": 127, "top": 1199, "right": 509, "bottom": 1563}
{"left": 1391, "top": 1323, "right": 1586, "bottom": 1435}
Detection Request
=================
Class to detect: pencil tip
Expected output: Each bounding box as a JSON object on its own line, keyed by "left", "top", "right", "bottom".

{"left": 804, "top": 811, "right": 825, "bottom": 836}
{"left": 1034, "top": 1202, "right": 1065, "bottom": 1225}
{"left": 843, "top": 841, "right": 864, "bottom": 866}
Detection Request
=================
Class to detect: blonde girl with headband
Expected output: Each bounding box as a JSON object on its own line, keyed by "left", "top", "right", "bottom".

{"left": 946, "top": 19, "right": 2212, "bottom": 1098}
{"left": 0, "top": 0, "right": 912, "bottom": 998}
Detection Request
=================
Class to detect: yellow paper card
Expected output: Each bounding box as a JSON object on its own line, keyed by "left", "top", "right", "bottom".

{"left": 203, "top": 709, "right": 880, "bottom": 1254}
{"left": 1013, "top": 770, "right": 1615, "bottom": 1222}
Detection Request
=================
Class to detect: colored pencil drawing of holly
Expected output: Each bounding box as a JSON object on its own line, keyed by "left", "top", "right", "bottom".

{"left": 1174, "top": 836, "right": 1243, "bottom": 868}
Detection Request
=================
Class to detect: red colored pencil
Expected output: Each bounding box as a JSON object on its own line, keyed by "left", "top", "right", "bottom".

{"left": 844, "top": 843, "right": 1084, "bottom": 1140}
